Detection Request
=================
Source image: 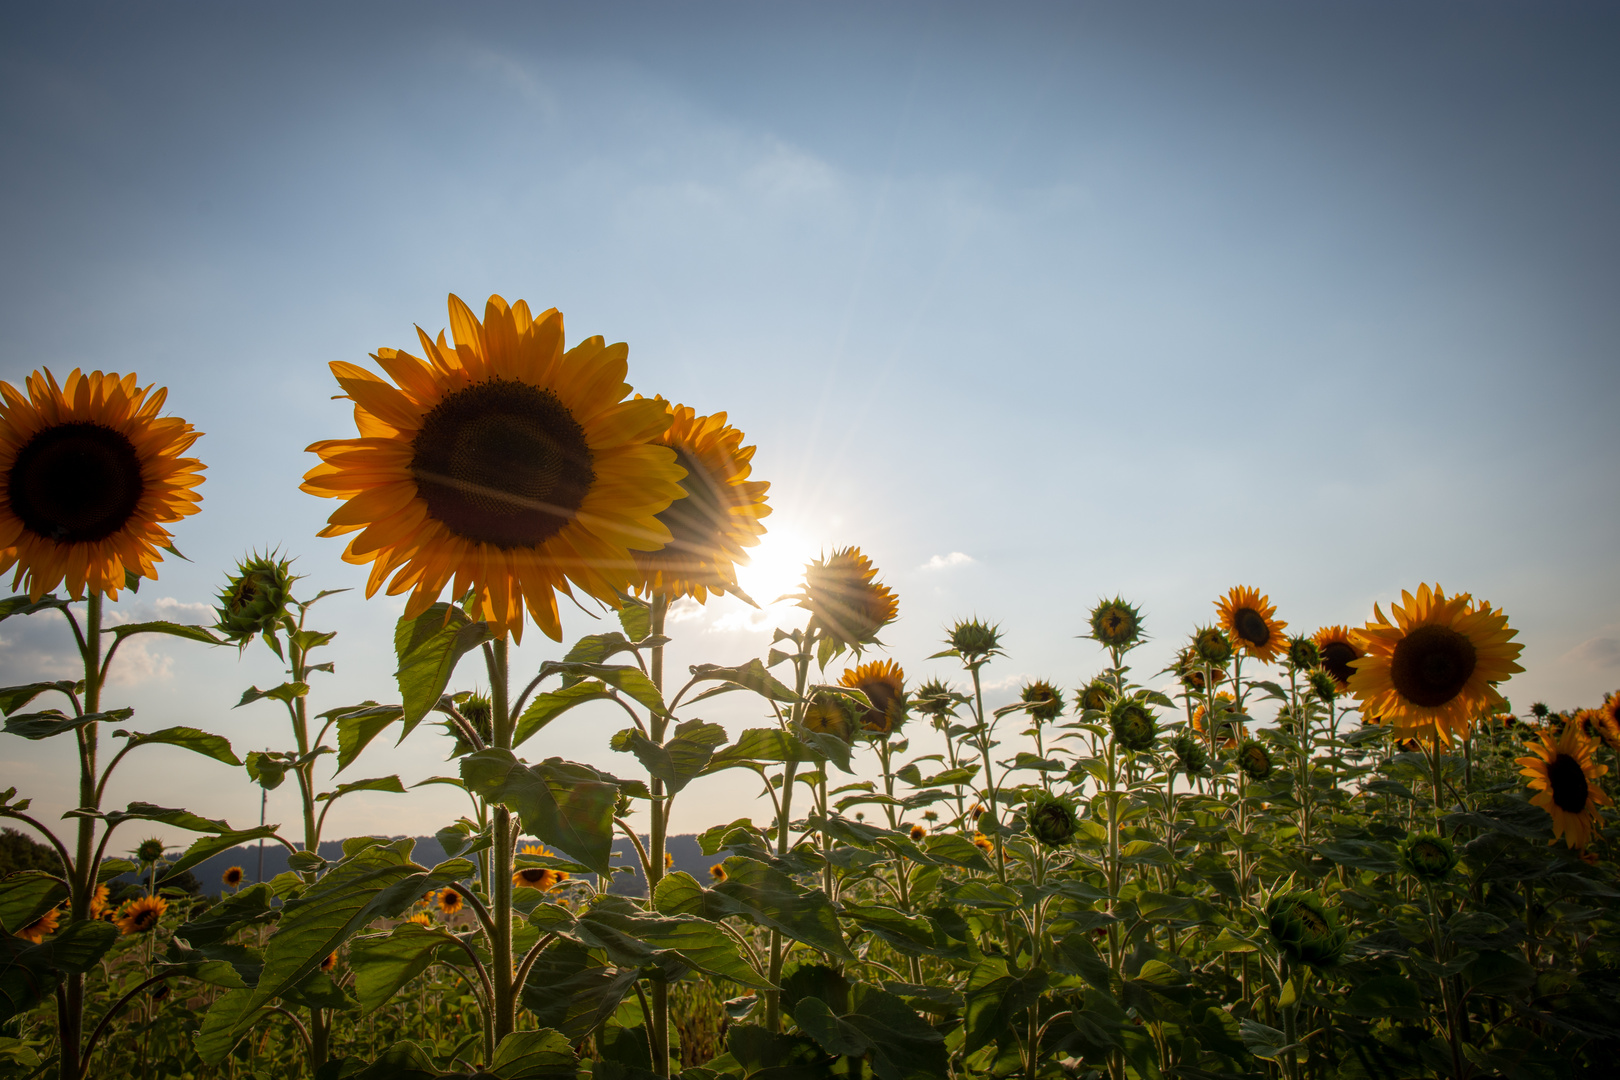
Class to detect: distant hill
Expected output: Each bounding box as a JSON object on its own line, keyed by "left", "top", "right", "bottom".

{"left": 177, "top": 833, "right": 726, "bottom": 898}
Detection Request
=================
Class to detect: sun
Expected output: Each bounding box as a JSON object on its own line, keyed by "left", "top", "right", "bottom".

{"left": 732, "top": 523, "right": 820, "bottom": 610}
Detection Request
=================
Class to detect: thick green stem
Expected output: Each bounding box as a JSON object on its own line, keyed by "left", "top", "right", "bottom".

{"left": 647, "top": 594, "right": 672, "bottom": 1076}
{"left": 488, "top": 638, "right": 515, "bottom": 1055}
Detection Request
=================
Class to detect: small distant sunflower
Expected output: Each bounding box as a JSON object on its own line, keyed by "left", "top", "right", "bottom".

{"left": 631, "top": 400, "right": 770, "bottom": 602}
{"left": 1593, "top": 692, "right": 1620, "bottom": 751}
{"left": 221, "top": 866, "right": 244, "bottom": 889}
{"left": 20, "top": 906, "right": 61, "bottom": 943}
{"left": 709, "top": 863, "right": 728, "bottom": 884}
{"left": 1216, "top": 587, "right": 1287, "bottom": 664}
{"left": 1349, "top": 585, "right": 1524, "bottom": 742}
{"left": 908, "top": 824, "right": 926, "bottom": 842}
{"left": 319, "top": 952, "right": 338, "bottom": 972}
{"left": 1238, "top": 740, "right": 1273, "bottom": 781}
{"left": 1088, "top": 597, "right": 1143, "bottom": 651}
{"left": 801, "top": 691, "right": 857, "bottom": 742}
{"left": 1312, "top": 626, "right": 1362, "bottom": 694}
{"left": 0, "top": 368, "right": 205, "bottom": 601}
{"left": 794, "top": 548, "right": 898, "bottom": 651}
{"left": 970, "top": 803, "right": 986, "bottom": 821}
{"left": 1192, "top": 693, "right": 1243, "bottom": 747}
{"left": 1518, "top": 724, "right": 1612, "bottom": 850}
{"left": 513, "top": 844, "right": 571, "bottom": 891}
{"left": 302, "top": 294, "right": 686, "bottom": 642}
{"left": 839, "top": 659, "right": 907, "bottom": 735}
{"left": 114, "top": 895, "right": 168, "bottom": 936}
{"left": 664, "top": 851, "right": 675, "bottom": 871}
{"left": 1019, "top": 681, "right": 1063, "bottom": 722}
{"left": 436, "top": 888, "right": 463, "bottom": 915}
{"left": 972, "top": 832, "right": 995, "bottom": 856}
{"left": 404, "top": 911, "right": 433, "bottom": 926}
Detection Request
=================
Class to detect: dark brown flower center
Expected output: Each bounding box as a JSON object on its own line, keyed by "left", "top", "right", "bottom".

{"left": 1320, "top": 641, "right": 1358, "bottom": 685}
{"left": 652, "top": 444, "right": 731, "bottom": 563}
{"left": 8, "top": 422, "right": 145, "bottom": 543}
{"left": 1297, "top": 906, "right": 1328, "bottom": 936}
{"left": 1389, "top": 625, "right": 1477, "bottom": 707}
{"left": 1549, "top": 752, "right": 1589, "bottom": 813}
{"left": 1234, "top": 608, "right": 1270, "bottom": 648}
{"left": 410, "top": 380, "right": 593, "bottom": 549}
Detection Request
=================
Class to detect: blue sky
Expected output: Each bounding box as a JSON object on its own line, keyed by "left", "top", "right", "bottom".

{"left": 3, "top": 2, "right": 1617, "bottom": 845}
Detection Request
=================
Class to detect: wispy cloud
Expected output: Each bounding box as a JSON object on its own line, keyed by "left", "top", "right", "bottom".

{"left": 920, "top": 552, "right": 974, "bottom": 572}
{"left": 1566, "top": 637, "right": 1620, "bottom": 669}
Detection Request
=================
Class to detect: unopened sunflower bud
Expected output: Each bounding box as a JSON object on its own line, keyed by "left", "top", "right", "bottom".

{"left": 1286, "top": 635, "right": 1321, "bottom": 670}
{"left": 1308, "top": 669, "right": 1337, "bottom": 703}
{"left": 1192, "top": 626, "right": 1233, "bottom": 667}
{"left": 1110, "top": 699, "right": 1157, "bottom": 752}
{"left": 1089, "top": 597, "right": 1143, "bottom": 650}
{"left": 1238, "top": 740, "right": 1273, "bottom": 781}
{"left": 214, "top": 551, "right": 297, "bottom": 644}
{"left": 1171, "top": 732, "right": 1207, "bottom": 775}
{"left": 946, "top": 619, "right": 1002, "bottom": 663}
{"left": 1265, "top": 892, "right": 1347, "bottom": 968}
{"left": 1025, "top": 796, "right": 1078, "bottom": 848}
{"left": 1399, "top": 832, "right": 1458, "bottom": 881}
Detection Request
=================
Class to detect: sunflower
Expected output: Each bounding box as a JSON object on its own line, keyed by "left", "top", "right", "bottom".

{"left": 1310, "top": 626, "right": 1361, "bottom": 694}
{"left": 946, "top": 619, "right": 1003, "bottom": 663}
{"left": 20, "top": 906, "right": 61, "bottom": 943}
{"left": 1020, "top": 681, "right": 1063, "bottom": 722}
{"left": 221, "top": 866, "right": 244, "bottom": 889}
{"left": 839, "top": 659, "right": 907, "bottom": 735}
{"left": 319, "top": 952, "right": 339, "bottom": 971}
{"left": 709, "top": 863, "right": 728, "bottom": 883}
{"left": 114, "top": 895, "right": 168, "bottom": 935}
{"left": 664, "top": 851, "right": 675, "bottom": 871}
{"left": 0, "top": 369, "right": 205, "bottom": 601}
{"left": 801, "top": 691, "right": 856, "bottom": 742}
{"left": 1076, "top": 678, "right": 1114, "bottom": 715}
{"left": 436, "top": 888, "right": 463, "bottom": 916}
{"left": 404, "top": 911, "right": 433, "bottom": 926}
{"left": 1518, "top": 723, "right": 1612, "bottom": 849}
{"left": 972, "top": 832, "right": 995, "bottom": 856}
{"left": 1088, "top": 597, "right": 1143, "bottom": 650}
{"left": 1192, "top": 693, "right": 1244, "bottom": 747}
{"left": 1348, "top": 585, "right": 1524, "bottom": 742}
{"left": 908, "top": 824, "right": 926, "bottom": 842}
{"left": 793, "top": 547, "right": 898, "bottom": 651}
{"left": 302, "top": 294, "right": 686, "bottom": 642}
{"left": 1216, "top": 587, "right": 1287, "bottom": 664}
{"left": 630, "top": 401, "right": 769, "bottom": 602}
{"left": 88, "top": 884, "right": 112, "bottom": 920}
{"left": 1191, "top": 627, "right": 1233, "bottom": 667}
{"left": 1594, "top": 693, "right": 1620, "bottom": 751}
{"left": 514, "top": 843, "right": 570, "bottom": 891}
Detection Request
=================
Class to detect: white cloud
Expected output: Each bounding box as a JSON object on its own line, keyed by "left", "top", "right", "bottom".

{"left": 155, "top": 597, "right": 214, "bottom": 621}
{"left": 1566, "top": 637, "right": 1620, "bottom": 669}
{"left": 667, "top": 597, "right": 706, "bottom": 625}
{"left": 920, "top": 552, "right": 975, "bottom": 572}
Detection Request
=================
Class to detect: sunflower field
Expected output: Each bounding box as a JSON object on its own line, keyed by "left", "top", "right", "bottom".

{"left": 3, "top": 295, "right": 1619, "bottom": 1080}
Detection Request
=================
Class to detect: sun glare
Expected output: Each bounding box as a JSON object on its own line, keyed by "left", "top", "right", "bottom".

{"left": 734, "top": 525, "right": 819, "bottom": 609}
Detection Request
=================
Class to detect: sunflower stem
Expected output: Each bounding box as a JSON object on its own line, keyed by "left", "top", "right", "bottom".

{"left": 647, "top": 592, "right": 672, "bottom": 1077}
{"left": 487, "top": 636, "right": 515, "bottom": 1057}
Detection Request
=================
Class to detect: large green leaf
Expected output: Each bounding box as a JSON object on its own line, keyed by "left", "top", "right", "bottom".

{"left": 461, "top": 750, "right": 618, "bottom": 876}
{"left": 349, "top": 1041, "right": 441, "bottom": 1080}
{"left": 159, "top": 828, "right": 280, "bottom": 883}
{"left": 519, "top": 940, "right": 641, "bottom": 1040}
{"left": 174, "top": 884, "right": 276, "bottom": 947}
{"left": 611, "top": 719, "right": 728, "bottom": 795}
{"left": 236, "top": 682, "right": 309, "bottom": 707}
{"left": 0, "top": 873, "right": 67, "bottom": 935}
{"left": 334, "top": 704, "right": 405, "bottom": 771}
{"left": 394, "top": 603, "right": 494, "bottom": 735}
{"left": 963, "top": 957, "right": 1048, "bottom": 1054}
{"left": 348, "top": 923, "right": 463, "bottom": 1013}
{"left": 0, "top": 681, "right": 76, "bottom": 716}
{"left": 317, "top": 775, "right": 408, "bottom": 802}
{"left": 490, "top": 1029, "right": 577, "bottom": 1079}
{"left": 841, "top": 903, "right": 967, "bottom": 960}
{"left": 513, "top": 681, "right": 614, "bottom": 747}
{"left": 111, "top": 621, "right": 223, "bottom": 646}
{"left": 4, "top": 707, "right": 132, "bottom": 740}
{"left": 841, "top": 983, "right": 948, "bottom": 1080}
{"left": 537, "top": 660, "right": 667, "bottom": 717}
{"left": 685, "top": 660, "right": 798, "bottom": 704}
{"left": 115, "top": 725, "right": 240, "bottom": 766}
{"left": 703, "top": 728, "right": 806, "bottom": 773}
{"left": 0, "top": 919, "right": 118, "bottom": 1023}
{"left": 0, "top": 596, "right": 67, "bottom": 622}
{"left": 572, "top": 904, "right": 771, "bottom": 989}
{"left": 710, "top": 857, "right": 852, "bottom": 960}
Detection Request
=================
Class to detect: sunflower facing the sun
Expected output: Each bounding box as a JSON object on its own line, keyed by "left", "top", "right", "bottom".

{"left": 1348, "top": 584, "right": 1524, "bottom": 742}
{"left": 631, "top": 400, "right": 770, "bottom": 603}
{"left": 1518, "top": 722, "right": 1611, "bottom": 850}
{"left": 0, "top": 369, "right": 205, "bottom": 601}
{"left": 302, "top": 294, "right": 687, "bottom": 641}
{"left": 1216, "top": 586, "right": 1287, "bottom": 664}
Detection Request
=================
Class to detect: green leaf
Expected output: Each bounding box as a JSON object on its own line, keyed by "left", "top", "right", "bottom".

{"left": 842, "top": 983, "right": 948, "bottom": 1080}
{"left": 710, "top": 857, "right": 852, "bottom": 960}
{"left": 348, "top": 923, "right": 463, "bottom": 1013}
{"left": 537, "top": 660, "right": 667, "bottom": 717}
{"left": 461, "top": 750, "right": 618, "bottom": 876}
{"left": 236, "top": 682, "right": 309, "bottom": 707}
{"left": 335, "top": 704, "right": 406, "bottom": 772}
{"left": 920, "top": 832, "right": 993, "bottom": 872}
{"left": 794, "top": 995, "right": 870, "bottom": 1057}
{"left": 490, "top": 1028, "right": 577, "bottom": 1079}
{"left": 617, "top": 599, "right": 652, "bottom": 643}
{"left": 4, "top": 707, "right": 131, "bottom": 740}
{"left": 1315, "top": 839, "right": 1399, "bottom": 875}
{"left": 574, "top": 907, "right": 772, "bottom": 989}
{"left": 1339, "top": 974, "right": 1424, "bottom": 1019}
{"left": 1051, "top": 932, "right": 1112, "bottom": 991}
{"left": 350, "top": 1041, "right": 441, "bottom": 1080}
{"left": 963, "top": 958, "right": 1048, "bottom": 1054}
{"left": 842, "top": 903, "right": 965, "bottom": 960}
{"left": 317, "top": 775, "right": 408, "bottom": 802}
{"left": 394, "top": 603, "right": 494, "bottom": 736}
{"left": 160, "top": 828, "right": 280, "bottom": 883}
{"left": 0, "top": 872, "right": 67, "bottom": 934}
{"left": 0, "top": 595, "right": 67, "bottom": 622}
{"left": 245, "top": 751, "right": 290, "bottom": 790}
{"left": 611, "top": 720, "right": 729, "bottom": 795}
{"left": 703, "top": 728, "right": 806, "bottom": 772}
{"left": 562, "top": 631, "right": 638, "bottom": 668}
{"left": 518, "top": 940, "right": 641, "bottom": 1041}
{"left": 111, "top": 621, "right": 223, "bottom": 645}
{"left": 1465, "top": 950, "right": 1536, "bottom": 996}
{"left": 686, "top": 660, "right": 798, "bottom": 704}
{"left": 116, "top": 725, "right": 241, "bottom": 766}
{"left": 0, "top": 681, "right": 76, "bottom": 716}
{"left": 513, "top": 681, "right": 614, "bottom": 748}
{"left": 175, "top": 883, "right": 276, "bottom": 947}
{"left": 0, "top": 919, "right": 118, "bottom": 1023}
{"left": 80, "top": 801, "right": 235, "bottom": 834}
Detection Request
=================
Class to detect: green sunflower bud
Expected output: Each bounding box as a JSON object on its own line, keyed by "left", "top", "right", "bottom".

{"left": 946, "top": 619, "right": 1003, "bottom": 663}
{"left": 1025, "top": 795, "right": 1078, "bottom": 848}
{"left": 1192, "top": 626, "right": 1233, "bottom": 667}
{"left": 912, "top": 678, "right": 964, "bottom": 719}
{"left": 135, "top": 838, "right": 165, "bottom": 864}
{"left": 1266, "top": 892, "right": 1348, "bottom": 968}
{"left": 1308, "top": 669, "right": 1337, "bottom": 702}
{"left": 1399, "top": 832, "right": 1458, "bottom": 882}
{"left": 1237, "top": 740, "right": 1273, "bottom": 780}
{"left": 214, "top": 551, "right": 297, "bottom": 645}
{"left": 1110, "top": 699, "right": 1157, "bottom": 752}
{"left": 1089, "top": 597, "right": 1143, "bottom": 650}
{"left": 1020, "top": 681, "right": 1064, "bottom": 722}
{"left": 1286, "top": 635, "right": 1320, "bottom": 670}
{"left": 446, "top": 692, "right": 494, "bottom": 757}
{"left": 1077, "top": 677, "right": 1114, "bottom": 715}
{"left": 1171, "top": 732, "right": 1207, "bottom": 775}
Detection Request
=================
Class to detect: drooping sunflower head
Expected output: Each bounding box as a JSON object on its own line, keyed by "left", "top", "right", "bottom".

{"left": 1518, "top": 723, "right": 1613, "bottom": 850}
{"left": 1237, "top": 740, "right": 1273, "bottom": 781}
{"left": 437, "top": 888, "right": 463, "bottom": 915}
{"left": 20, "top": 907, "right": 61, "bottom": 944}
{"left": 1311, "top": 626, "right": 1362, "bottom": 694}
{"left": 135, "top": 838, "right": 166, "bottom": 865}
{"left": 1350, "top": 585, "right": 1525, "bottom": 743}
{"left": 945, "top": 618, "right": 1002, "bottom": 663}
{"left": 630, "top": 400, "right": 770, "bottom": 603}
{"left": 1216, "top": 587, "right": 1287, "bottom": 664}
{"left": 1020, "top": 681, "right": 1064, "bottom": 723}
{"left": 1173, "top": 647, "right": 1209, "bottom": 693}
{"left": 801, "top": 691, "right": 857, "bottom": 742}
{"left": 839, "top": 659, "right": 907, "bottom": 736}
{"left": 0, "top": 369, "right": 206, "bottom": 601}
{"left": 793, "top": 547, "right": 897, "bottom": 653}
{"left": 1308, "top": 669, "right": 1338, "bottom": 703}
{"left": 1286, "top": 635, "right": 1320, "bottom": 671}
{"left": 114, "top": 895, "right": 168, "bottom": 936}
{"left": 912, "top": 678, "right": 966, "bottom": 721}
{"left": 1076, "top": 678, "right": 1115, "bottom": 715}
{"left": 1399, "top": 832, "right": 1459, "bottom": 882}
{"left": 221, "top": 866, "right": 244, "bottom": 889}
{"left": 1110, "top": 699, "right": 1158, "bottom": 752}
{"left": 214, "top": 550, "right": 298, "bottom": 645}
{"left": 1192, "top": 626, "right": 1234, "bottom": 667}
{"left": 302, "top": 295, "right": 687, "bottom": 642}
{"left": 1171, "top": 732, "right": 1208, "bottom": 776}
{"left": 1265, "top": 892, "right": 1347, "bottom": 969}
{"left": 1088, "top": 597, "right": 1144, "bottom": 651}
{"left": 709, "top": 863, "right": 728, "bottom": 884}
{"left": 1025, "top": 795, "right": 1078, "bottom": 848}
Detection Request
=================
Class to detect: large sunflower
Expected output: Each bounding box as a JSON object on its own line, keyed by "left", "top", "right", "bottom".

{"left": 114, "top": 895, "right": 168, "bottom": 935}
{"left": 1348, "top": 585, "right": 1524, "bottom": 742}
{"left": 1518, "top": 723, "right": 1611, "bottom": 849}
{"left": 839, "top": 659, "right": 907, "bottom": 735}
{"left": 0, "top": 369, "right": 204, "bottom": 600}
{"left": 1216, "top": 586, "right": 1287, "bottom": 664}
{"left": 1312, "top": 625, "right": 1362, "bottom": 695}
{"left": 631, "top": 400, "right": 770, "bottom": 602}
{"left": 302, "top": 295, "right": 685, "bottom": 641}
{"left": 793, "top": 547, "right": 898, "bottom": 651}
